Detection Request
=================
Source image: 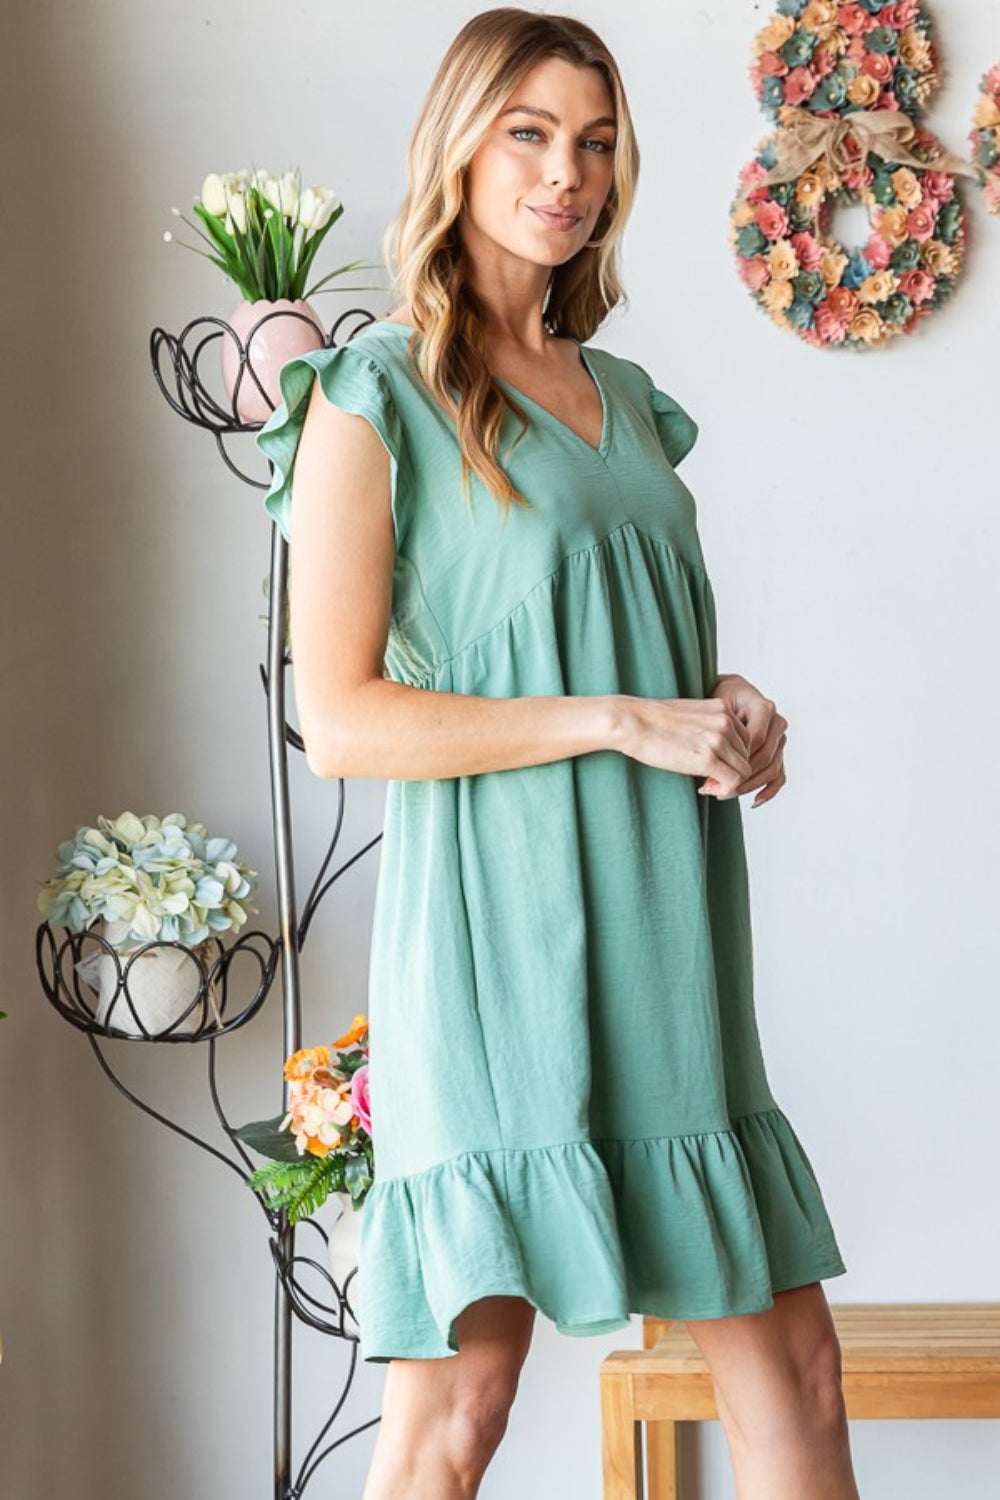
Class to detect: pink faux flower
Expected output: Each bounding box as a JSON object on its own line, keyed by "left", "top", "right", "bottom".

{"left": 756, "top": 199, "right": 790, "bottom": 239}
{"left": 986, "top": 65, "right": 1000, "bottom": 97}
{"left": 759, "top": 49, "right": 789, "bottom": 77}
{"left": 784, "top": 65, "right": 818, "bottom": 106}
{"left": 350, "top": 1064, "right": 371, "bottom": 1134}
{"left": 861, "top": 52, "right": 893, "bottom": 84}
{"left": 790, "top": 231, "right": 824, "bottom": 269}
{"left": 899, "top": 267, "right": 935, "bottom": 304}
{"left": 749, "top": 63, "right": 764, "bottom": 94}
{"left": 905, "top": 203, "right": 937, "bottom": 241}
{"left": 842, "top": 160, "right": 874, "bottom": 192}
{"left": 885, "top": 0, "right": 918, "bottom": 26}
{"left": 872, "top": 91, "right": 898, "bottom": 112}
{"left": 738, "top": 255, "right": 772, "bottom": 291}
{"left": 863, "top": 235, "right": 893, "bottom": 269}
{"left": 921, "top": 171, "right": 955, "bottom": 203}
{"left": 815, "top": 303, "right": 849, "bottom": 343}
{"left": 739, "top": 158, "right": 768, "bottom": 188}
{"left": 837, "top": 4, "right": 872, "bottom": 36}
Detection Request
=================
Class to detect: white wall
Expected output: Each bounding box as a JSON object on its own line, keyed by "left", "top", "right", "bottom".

{"left": 2, "top": 2, "right": 998, "bottom": 1496}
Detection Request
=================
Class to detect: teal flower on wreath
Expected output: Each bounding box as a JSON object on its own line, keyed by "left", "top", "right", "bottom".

{"left": 812, "top": 75, "right": 847, "bottom": 111}
{"left": 937, "top": 200, "right": 963, "bottom": 244}
{"left": 792, "top": 270, "right": 826, "bottom": 305}
{"left": 889, "top": 239, "right": 922, "bottom": 272}
{"left": 867, "top": 26, "right": 899, "bottom": 55}
{"left": 882, "top": 293, "right": 915, "bottom": 325}
{"left": 736, "top": 222, "right": 768, "bottom": 257}
{"left": 781, "top": 29, "right": 818, "bottom": 69}
{"left": 785, "top": 299, "right": 816, "bottom": 330}
{"left": 842, "top": 252, "right": 874, "bottom": 290}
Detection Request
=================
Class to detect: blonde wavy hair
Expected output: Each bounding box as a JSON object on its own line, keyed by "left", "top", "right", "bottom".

{"left": 379, "top": 7, "right": 640, "bottom": 516}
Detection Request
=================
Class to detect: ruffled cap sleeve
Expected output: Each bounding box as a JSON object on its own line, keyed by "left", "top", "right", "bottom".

{"left": 623, "top": 358, "right": 699, "bottom": 470}
{"left": 649, "top": 383, "right": 698, "bottom": 469}
{"left": 254, "top": 342, "right": 402, "bottom": 544}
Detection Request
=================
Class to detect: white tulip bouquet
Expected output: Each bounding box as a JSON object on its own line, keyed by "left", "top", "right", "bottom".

{"left": 165, "top": 164, "right": 376, "bottom": 303}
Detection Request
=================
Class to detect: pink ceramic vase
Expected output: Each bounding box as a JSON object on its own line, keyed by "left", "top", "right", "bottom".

{"left": 221, "top": 297, "right": 325, "bottom": 424}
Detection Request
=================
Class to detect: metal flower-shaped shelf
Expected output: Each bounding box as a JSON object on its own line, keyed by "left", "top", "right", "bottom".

{"left": 34, "top": 305, "right": 387, "bottom": 1500}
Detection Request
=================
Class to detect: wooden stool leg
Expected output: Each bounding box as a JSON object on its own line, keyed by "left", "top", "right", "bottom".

{"left": 646, "top": 1419, "right": 682, "bottom": 1500}
{"left": 601, "top": 1371, "right": 644, "bottom": 1498}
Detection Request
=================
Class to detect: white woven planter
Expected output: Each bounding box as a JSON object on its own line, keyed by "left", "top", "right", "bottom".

{"left": 328, "top": 1190, "right": 363, "bottom": 1324}
{"left": 81, "top": 917, "right": 220, "bottom": 1037}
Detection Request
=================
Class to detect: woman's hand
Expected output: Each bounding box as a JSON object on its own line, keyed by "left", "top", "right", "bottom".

{"left": 614, "top": 694, "right": 755, "bottom": 795}
{"left": 703, "top": 673, "right": 788, "bottom": 808}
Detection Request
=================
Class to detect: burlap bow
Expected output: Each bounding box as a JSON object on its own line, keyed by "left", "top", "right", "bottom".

{"left": 756, "top": 106, "right": 986, "bottom": 188}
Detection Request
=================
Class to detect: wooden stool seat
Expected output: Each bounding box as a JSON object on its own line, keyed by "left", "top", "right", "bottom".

{"left": 600, "top": 1303, "right": 1000, "bottom": 1499}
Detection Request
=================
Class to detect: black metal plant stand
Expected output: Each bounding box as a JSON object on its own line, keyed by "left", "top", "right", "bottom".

{"left": 35, "top": 305, "right": 387, "bottom": 1498}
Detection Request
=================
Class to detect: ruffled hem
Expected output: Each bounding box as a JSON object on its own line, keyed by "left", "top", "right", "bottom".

{"left": 356, "top": 1105, "right": 847, "bottom": 1362}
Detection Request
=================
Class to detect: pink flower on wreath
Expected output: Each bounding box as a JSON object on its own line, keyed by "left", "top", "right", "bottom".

{"left": 842, "top": 162, "right": 874, "bottom": 192}
{"left": 738, "top": 256, "right": 772, "bottom": 291}
{"left": 749, "top": 63, "right": 764, "bottom": 94}
{"left": 785, "top": 65, "right": 818, "bottom": 106}
{"left": 838, "top": 4, "right": 873, "bottom": 37}
{"left": 827, "top": 285, "right": 860, "bottom": 320}
{"left": 872, "top": 91, "right": 898, "bottom": 112}
{"left": 815, "top": 302, "right": 850, "bottom": 343}
{"left": 845, "top": 35, "right": 868, "bottom": 65}
{"left": 350, "top": 1063, "right": 371, "bottom": 1134}
{"left": 739, "top": 158, "right": 768, "bottom": 189}
{"left": 811, "top": 49, "right": 837, "bottom": 80}
{"left": 800, "top": 326, "right": 824, "bottom": 349}
{"left": 790, "top": 231, "right": 824, "bottom": 270}
{"left": 905, "top": 203, "right": 937, "bottom": 241}
{"left": 884, "top": 0, "right": 918, "bottom": 27}
{"left": 861, "top": 52, "right": 893, "bottom": 85}
{"left": 863, "top": 235, "right": 893, "bottom": 269}
{"left": 759, "top": 49, "right": 789, "bottom": 77}
{"left": 756, "top": 199, "right": 790, "bottom": 239}
{"left": 899, "top": 267, "right": 936, "bottom": 304}
{"left": 986, "top": 64, "right": 1000, "bottom": 97}
{"left": 921, "top": 171, "right": 955, "bottom": 204}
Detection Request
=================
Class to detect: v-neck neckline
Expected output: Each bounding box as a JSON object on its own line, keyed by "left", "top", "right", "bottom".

{"left": 368, "top": 321, "right": 611, "bottom": 460}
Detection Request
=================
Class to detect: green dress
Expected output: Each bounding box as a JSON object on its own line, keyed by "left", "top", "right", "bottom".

{"left": 255, "top": 321, "right": 847, "bottom": 1363}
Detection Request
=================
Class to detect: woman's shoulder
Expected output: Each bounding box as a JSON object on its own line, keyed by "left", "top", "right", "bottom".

{"left": 588, "top": 343, "right": 699, "bottom": 470}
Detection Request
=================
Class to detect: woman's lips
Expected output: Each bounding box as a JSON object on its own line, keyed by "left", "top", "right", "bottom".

{"left": 528, "top": 205, "right": 582, "bottom": 231}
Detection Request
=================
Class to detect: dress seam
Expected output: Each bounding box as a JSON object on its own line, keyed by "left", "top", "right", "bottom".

{"left": 406, "top": 519, "right": 711, "bottom": 689}
{"left": 370, "top": 1105, "right": 786, "bottom": 1187}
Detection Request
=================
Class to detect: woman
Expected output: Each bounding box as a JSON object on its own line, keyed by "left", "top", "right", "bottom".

{"left": 256, "top": 8, "right": 860, "bottom": 1498}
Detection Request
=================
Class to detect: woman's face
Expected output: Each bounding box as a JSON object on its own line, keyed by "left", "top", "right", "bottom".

{"left": 462, "top": 56, "right": 617, "bottom": 276}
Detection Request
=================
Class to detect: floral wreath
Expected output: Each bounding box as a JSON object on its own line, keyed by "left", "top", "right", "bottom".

{"left": 729, "top": 0, "right": 986, "bottom": 350}
{"left": 969, "top": 60, "right": 1000, "bottom": 215}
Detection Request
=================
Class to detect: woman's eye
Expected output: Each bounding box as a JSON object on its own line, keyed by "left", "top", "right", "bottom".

{"left": 507, "top": 127, "right": 613, "bottom": 153}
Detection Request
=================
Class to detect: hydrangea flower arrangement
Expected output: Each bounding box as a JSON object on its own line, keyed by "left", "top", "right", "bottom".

{"left": 969, "top": 61, "right": 1000, "bottom": 215}
{"left": 233, "top": 1014, "right": 373, "bottom": 1224}
{"left": 36, "top": 811, "right": 259, "bottom": 952}
{"left": 749, "top": 0, "right": 939, "bottom": 123}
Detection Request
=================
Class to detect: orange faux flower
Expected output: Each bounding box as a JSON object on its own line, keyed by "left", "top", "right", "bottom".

{"left": 283, "top": 1045, "right": 332, "bottom": 1082}
{"left": 333, "top": 1013, "right": 369, "bottom": 1049}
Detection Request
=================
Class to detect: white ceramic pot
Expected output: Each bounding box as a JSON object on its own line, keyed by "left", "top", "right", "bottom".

{"left": 328, "top": 1189, "right": 364, "bottom": 1324}
{"left": 84, "top": 917, "right": 220, "bottom": 1038}
{"left": 221, "top": 297, "right": 324, "bottom": 423}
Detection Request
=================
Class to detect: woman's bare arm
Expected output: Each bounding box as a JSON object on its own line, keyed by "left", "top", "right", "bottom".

{"left": 287, "top": 378, "right": 621, "bottom": 781}
{"left": 288, "top": 378, "right": 753, "bottom": 789}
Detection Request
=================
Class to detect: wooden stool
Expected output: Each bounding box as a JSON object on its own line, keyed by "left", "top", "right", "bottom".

{"left": 600, "top": 1303, "right": 1000, "bottom": 1499}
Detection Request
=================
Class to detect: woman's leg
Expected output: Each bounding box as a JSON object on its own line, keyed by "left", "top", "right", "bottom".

{"left": 362, "top": 1294, "right": 537, "bottom": 1500}
{"left": 684, "top": 1281, "right": 861, "bottom": 1500}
